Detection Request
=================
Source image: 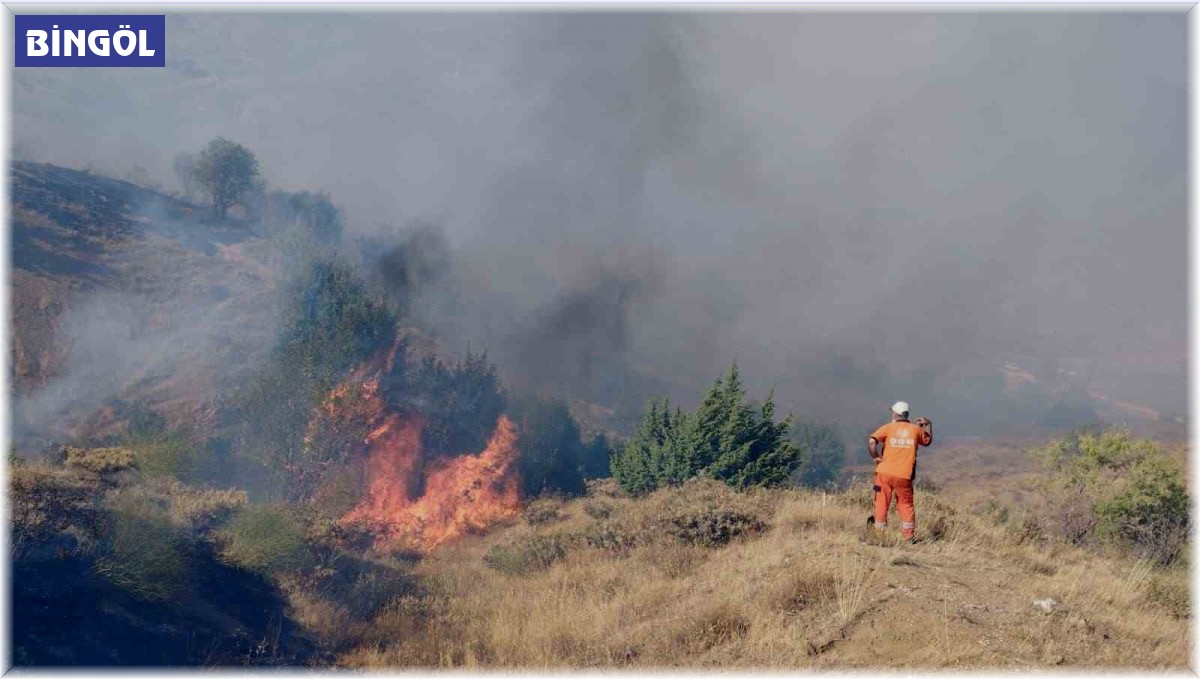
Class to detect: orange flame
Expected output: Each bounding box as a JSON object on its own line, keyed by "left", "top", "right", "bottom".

{"left": 325, "top": 362, "right": 522, "bottom": 553}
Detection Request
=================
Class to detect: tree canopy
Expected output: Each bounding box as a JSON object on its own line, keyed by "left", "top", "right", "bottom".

{"left": 611, "top": 364, "right": 803, "bottom": 494}
{"left": 193, "top": 138, "right": 259, "bottom": 220}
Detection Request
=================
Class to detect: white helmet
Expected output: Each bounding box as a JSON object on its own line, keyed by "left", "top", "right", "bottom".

{"left": 891, "top": 401, "right": 910, "bottom": 415}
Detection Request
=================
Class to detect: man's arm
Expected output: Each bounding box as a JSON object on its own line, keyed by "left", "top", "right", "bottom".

{"left": 868, "top": 437, "right": 881, "bottom": 461}
{"left": 916, "top": 417, "right": 933, "bottom": 446}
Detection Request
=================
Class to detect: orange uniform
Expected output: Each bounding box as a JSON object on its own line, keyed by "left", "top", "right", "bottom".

{"left": 869, "top": 420, "right": 932, "bottom": 539}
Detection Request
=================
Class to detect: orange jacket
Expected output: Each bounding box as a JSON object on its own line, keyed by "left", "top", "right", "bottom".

{"left": 869, "top": 420, "right": 932, "bottom": 480}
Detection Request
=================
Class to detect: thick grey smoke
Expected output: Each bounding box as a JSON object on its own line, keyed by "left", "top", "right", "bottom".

{"left": 12, "top": 11, "right": 1187, "bottom": 437}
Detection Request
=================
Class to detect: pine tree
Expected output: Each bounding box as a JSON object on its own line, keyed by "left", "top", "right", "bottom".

{"left": 613, "top": 400, "right": 681, "bottom": 495}
{"left": 612, "top": 364, "right": 804, "bottom": 495}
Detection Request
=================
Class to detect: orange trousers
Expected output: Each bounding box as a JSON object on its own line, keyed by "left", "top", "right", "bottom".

{"left": 873, "top": 472, "right": 916, "bottom": 539}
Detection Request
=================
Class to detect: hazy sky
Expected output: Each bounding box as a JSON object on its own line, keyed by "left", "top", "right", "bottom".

{"left": 12, "top": 10, "right": 1188, "bottom": 423}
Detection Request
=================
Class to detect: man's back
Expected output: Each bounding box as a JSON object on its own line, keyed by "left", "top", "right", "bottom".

{"left": 870, "top": 420, "right": 930, "bottom": 480}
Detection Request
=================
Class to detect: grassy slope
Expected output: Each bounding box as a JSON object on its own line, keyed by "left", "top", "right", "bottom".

{"left": 337, "top": 479, "right": 1188, "bottom": 670}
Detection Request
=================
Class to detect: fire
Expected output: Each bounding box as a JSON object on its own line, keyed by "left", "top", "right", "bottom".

{"left": 322, "top": 355, "right": 522, "bottom": 553}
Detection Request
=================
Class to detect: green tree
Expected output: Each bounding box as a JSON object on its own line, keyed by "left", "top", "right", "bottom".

{"left": 613, "top": 364, "right": 803, "bottom": 494}
{"left": 612, "top": 400, "right": 675, "bottom": 495}
{"left": 193, "top": 138, "right": 259, "bottom": 219}
{"left": 614, "top": 399, "right": 693, "bottom": 492}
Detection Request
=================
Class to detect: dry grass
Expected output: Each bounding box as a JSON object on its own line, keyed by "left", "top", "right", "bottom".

{"left": 332, "top": 479, "right": 1190, "bottom": 670}
{"left": 832, "top": 549, "right": 877, "bottom": 626}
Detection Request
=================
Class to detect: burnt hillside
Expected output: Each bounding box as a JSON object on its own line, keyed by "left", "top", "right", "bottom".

{"left": 11, "top": 162, "right": 281, "bottom": 447}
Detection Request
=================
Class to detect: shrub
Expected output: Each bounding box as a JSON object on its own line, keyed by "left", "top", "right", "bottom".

{"left": 127, "top": 434, "right": 198, "bottom": 481}
{"left": 216, "top": 504, "right": 311, "bottom": 575}
{"left": 1034, "top": 428, "right": 1188, "bottom": 564}
{"left": 231, "top": 257, "right": 395, "bottom": 499}
{"left": 1097, "top": 451, "right": 1188, "bottom": 565}
{"left": 63, "top": 447, "right": 136, "bottom": 476}
{"left": 483, "top": 534, "right": 569, "bottom": 575}
{"left": 94, "top": 494, "right": 186, "bottom": 601}
{"left": 522, "top": 498, "right": 563, "bottom": 526}
{"left": 662, "top": 506, "right": 765, "bottom": 548}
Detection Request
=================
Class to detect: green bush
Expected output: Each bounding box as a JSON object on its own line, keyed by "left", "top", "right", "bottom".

{"left": 1096, "top": 451, "right": 1188, "bottom": 565}
{"left": 1034, "top": 428, "right": 1188, "bottom": 564}
{"left": 94, "top": 494, "right": 186, "bottom": 601}
{"left": 127, "top": 435, "right": 198, "bottom": 481}
{"left": 483, "top": 534, "right": 570, "bottom": 575}
{"left": 216, "top": 504, "right": 311, "bottom": 575}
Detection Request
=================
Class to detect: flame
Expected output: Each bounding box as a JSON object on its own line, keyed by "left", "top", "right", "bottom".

{"left": 324, "top": 359, "right": 522, "bottom": 553}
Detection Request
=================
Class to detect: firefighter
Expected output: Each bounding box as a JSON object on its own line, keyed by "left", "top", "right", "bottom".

{"left": 867, "top": 401, "right": 932, "bottom": 540}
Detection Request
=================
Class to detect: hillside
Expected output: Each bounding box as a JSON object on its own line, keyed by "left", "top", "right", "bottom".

{"left": 334, "top": 478, "right": 1188, "bottom": 669}
{"left": 13, "top": 447, "right": 1187, "bottom": 670}
{"left": 11, "top": 161, "right": 282, "bottom": 448}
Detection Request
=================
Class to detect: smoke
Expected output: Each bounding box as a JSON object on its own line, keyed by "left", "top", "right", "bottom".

{"left": 502, "top": 255, "right": 662, "bottom": 402}
{"left": 11, "top": 194, "right": 284, "bottom": 449}
{"left": 11, "top": 11, "right": 1187, "bottom": 439}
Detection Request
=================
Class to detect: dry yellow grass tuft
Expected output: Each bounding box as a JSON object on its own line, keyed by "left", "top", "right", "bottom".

{"left": 331, "top": 479, "right": 1189, "bottom": 670}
